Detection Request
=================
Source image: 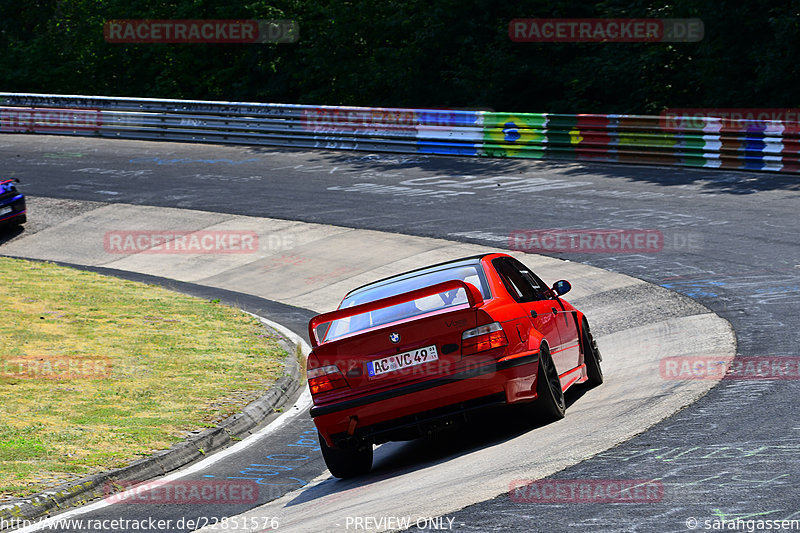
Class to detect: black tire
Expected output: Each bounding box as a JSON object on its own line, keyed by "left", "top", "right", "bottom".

{"left": 581, "top": 320, "right": 604, "bottom": 386}
{"left": 535, "top": 345, "right": 566, "bottom": 422}
{"left": 318, "top": 432, "right": 373, "bottom": 479}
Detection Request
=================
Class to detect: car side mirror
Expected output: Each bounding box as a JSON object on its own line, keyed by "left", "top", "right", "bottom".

{"left": 552, "top": 280, "right": 571, "bottom": 296}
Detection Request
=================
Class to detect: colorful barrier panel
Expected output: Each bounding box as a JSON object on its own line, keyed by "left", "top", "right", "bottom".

{"left": 1, "top": 93, "right": 799, "bottom": 173}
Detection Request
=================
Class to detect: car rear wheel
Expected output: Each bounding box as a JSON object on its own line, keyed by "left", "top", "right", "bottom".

{"left": 319, "top": 433, "right": 373, "bottom": 479}
{"left": 581, "top": 320, "right": 603, "bottom": 386}
{"left": 535, "top": 345, "right": 566, "bottom": 422}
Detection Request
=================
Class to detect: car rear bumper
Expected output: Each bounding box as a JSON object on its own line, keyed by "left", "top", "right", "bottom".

{"left": 311, "top": 352, "right": 539, "bottom": 448}
{"left": 0, "top": 195, "right": 26, "bottom": 225}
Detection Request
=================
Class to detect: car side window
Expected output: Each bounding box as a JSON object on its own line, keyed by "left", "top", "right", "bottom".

{"left": 509, "top": 258, "right": 552, "bottom": 300}
{"left": 493, "top": 258, "right": 542, "bottom": 303}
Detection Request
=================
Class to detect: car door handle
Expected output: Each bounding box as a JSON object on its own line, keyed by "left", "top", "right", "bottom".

{"left": 530, "top": 310, "right": 538, "bottom": 318}
{"left": 551, "top": 307, "right": 558, "bottom": 314}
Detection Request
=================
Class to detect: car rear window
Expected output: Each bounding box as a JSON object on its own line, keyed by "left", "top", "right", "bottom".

{"left": 322, "top": 263, "right": 489, "bottom": 341}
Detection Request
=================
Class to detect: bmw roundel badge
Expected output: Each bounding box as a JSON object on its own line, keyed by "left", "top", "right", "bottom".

{"left": 389, "top": 332, "right": 401, "bottom": 344}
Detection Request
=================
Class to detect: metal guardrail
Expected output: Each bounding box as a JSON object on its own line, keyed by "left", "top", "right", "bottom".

{"left": 1, "top": 92, "right": 797, "bottom": 173}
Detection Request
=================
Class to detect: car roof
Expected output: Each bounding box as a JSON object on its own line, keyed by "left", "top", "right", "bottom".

{"left": 344, "top": 252, "right": 506, "bottom": 299}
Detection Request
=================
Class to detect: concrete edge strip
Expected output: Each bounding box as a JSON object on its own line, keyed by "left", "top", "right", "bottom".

{"left": 0, "top": 306, "right": 303, "bottom": 526}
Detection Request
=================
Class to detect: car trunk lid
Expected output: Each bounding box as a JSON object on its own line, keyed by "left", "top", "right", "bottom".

{"left": 308, "top": 280, "right": 485, "bottom": 398}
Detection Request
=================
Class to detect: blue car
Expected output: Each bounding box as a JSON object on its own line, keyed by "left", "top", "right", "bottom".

{"left": 0, "top": 178, "right": 26, "bottom": 226}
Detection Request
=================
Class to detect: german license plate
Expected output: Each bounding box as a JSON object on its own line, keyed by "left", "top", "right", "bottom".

{"left": 0, "top": 207, "right": 11, "bottom": 216}
{"left": 367, "top": 344, "right": 439, "bottom": 377}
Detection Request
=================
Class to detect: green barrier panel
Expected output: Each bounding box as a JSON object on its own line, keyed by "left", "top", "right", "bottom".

{"left": 481, "top": 141, "right": 546, "bottom": 159}
{"left": 617, "top": 132, "right": 678, "bottom": 149}
{"left": 482, "top": 113, "right": 547, "bottom": 157}
{"left": 544, "top": 115, "right": 579, "bottom": 160}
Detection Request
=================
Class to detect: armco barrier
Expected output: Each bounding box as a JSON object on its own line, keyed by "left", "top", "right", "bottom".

{"left": 1, "top": 93, "right": 798, "bottom": 173}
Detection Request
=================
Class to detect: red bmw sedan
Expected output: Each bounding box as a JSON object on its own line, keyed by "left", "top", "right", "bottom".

{"left": 306, "top": 253, "right": 602, "bottom": 477}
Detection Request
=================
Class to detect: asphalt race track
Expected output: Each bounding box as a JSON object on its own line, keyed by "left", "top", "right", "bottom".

{"left": 2, "top": 134, "right": 799, "bottom": 533}
{"left": 2, "top": 197, "right": 733, "bottom": 532}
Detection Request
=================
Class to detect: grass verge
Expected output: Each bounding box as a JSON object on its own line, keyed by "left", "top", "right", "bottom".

{"left": 0, "top": 257, "right": 287, "bottom": 500}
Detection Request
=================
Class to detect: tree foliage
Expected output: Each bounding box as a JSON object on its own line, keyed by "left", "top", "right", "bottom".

{"left": 1, "top": 0, "right": 799, "bottom": 112}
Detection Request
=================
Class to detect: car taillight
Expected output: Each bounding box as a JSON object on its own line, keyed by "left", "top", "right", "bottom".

{"left": 462, "top": 322, "right": 508, "bottom": 355}
{"left": 307, "top": 365, "right": 348, "bottom": 394}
